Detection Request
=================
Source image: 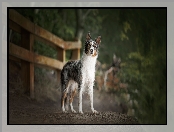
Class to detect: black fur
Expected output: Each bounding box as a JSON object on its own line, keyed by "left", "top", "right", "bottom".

{"left": 61, "top": 60, "right": 82, "bottom": 92}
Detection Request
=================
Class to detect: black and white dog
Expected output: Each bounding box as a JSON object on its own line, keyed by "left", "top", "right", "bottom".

{"left": 61, "top": 32, "right": 101, "bottom": 114}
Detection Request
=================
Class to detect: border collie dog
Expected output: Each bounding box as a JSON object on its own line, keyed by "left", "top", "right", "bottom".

{"left": 61, "top": 32, "right": 101, "bottom": 114}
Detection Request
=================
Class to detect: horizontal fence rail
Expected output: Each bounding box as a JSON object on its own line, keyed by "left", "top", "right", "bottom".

{"left": 9, "top": 42, "right": 64, "bottom": 70}
{"left": 8, "top": 9, "right": 82, "bottom": 98}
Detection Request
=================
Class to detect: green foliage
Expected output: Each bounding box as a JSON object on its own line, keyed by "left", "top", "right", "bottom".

{"left": 122, "top": 51, "right": 166, "bottom": 124}
{"left": 33, "top": 40, "right": 57, "bottom": 59}
{"left": 117, "top": 9, "right": 166, "bottom": 124}
{"left": 95, "top": 8, "right": 167, "bottom": 124}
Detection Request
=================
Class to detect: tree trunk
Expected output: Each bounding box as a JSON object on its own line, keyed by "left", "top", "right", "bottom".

{"left": 75, "top": 9, "right": 84, "bottom": 41}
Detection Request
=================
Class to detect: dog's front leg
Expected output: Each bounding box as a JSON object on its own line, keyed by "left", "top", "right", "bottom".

{"left": 78, "top": 88, "right": 83, "bottom": 114}
{"left": 89, "top": 85, "right": 98, "bottom": 114}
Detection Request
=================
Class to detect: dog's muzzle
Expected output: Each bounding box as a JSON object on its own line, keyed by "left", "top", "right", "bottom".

{"left": 90, "top": 49, "right": 93, "bottom": 54}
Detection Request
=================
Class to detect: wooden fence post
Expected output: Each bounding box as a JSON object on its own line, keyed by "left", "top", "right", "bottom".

{"left": 30, "top": 34, "right": 34, "bottom": 99}
{"left": 57, "top": 47, "right": 65, "bottom": 83}
{"left": 71, "top": 49, "right": 80, "bottom": 60}
{"left": 21, "top": 29, "right": 34, "bottom": 98}
{"left": 21, "top": 29, "right": 30, "bottom": 95}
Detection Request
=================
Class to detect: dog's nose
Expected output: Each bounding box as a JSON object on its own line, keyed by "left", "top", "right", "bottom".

{"left": 90, "top": 49, "right": 93, "bottom": 54}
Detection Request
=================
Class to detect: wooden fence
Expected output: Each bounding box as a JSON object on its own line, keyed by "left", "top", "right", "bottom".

{"left": 9, "top": 9, "right": 82, "bottom": 98}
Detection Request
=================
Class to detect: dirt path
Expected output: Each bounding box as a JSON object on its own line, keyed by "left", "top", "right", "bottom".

{"left": 9, "top": 87, "right": 138, "bottom": 124}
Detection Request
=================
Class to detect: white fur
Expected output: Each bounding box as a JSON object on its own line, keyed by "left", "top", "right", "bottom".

{"left": 78, "top": 53, "right": 98, "bottom": 114}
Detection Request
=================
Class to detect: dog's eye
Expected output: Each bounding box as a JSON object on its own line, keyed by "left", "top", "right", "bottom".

{"left": 87, "top": 44, "right": 91, "bottom": 49}
{"left": 93, "top": 44, "right": 98, "bottom": 49}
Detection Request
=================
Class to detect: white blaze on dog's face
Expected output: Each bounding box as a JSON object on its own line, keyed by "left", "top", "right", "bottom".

{"left": 85, "top": 32, "right": 101, "bottom": 57}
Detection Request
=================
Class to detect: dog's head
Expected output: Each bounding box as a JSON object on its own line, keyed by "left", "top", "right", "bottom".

{"left": 84, "top": 32, "right": 101, "bottom": 57}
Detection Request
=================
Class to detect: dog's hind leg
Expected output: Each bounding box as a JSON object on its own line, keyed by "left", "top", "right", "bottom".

{"left": 65, "top": 93, "right": 70, "bottom": 111}
{"left": 61, "top": 90, "right": 67, "bottom": 113}
{"left": 61, "top": 81, "right": 69, "bottom": 113}
{"left": 69, "top": 86, "right": 77, "bottom": 113}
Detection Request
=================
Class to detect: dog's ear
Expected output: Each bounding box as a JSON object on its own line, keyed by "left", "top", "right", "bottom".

{"left": 86, "top": 32, "right": 91, "bottom": 41}
{"left": 95, "top": 36, "right": 101, "bottom": 44}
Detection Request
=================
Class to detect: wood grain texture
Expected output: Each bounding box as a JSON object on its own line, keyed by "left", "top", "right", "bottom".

{"left": 9, "top": 43, "right": 64, "bottom": 70}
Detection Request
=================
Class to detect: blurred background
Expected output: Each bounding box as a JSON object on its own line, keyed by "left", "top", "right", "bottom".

{"left": 9, "top": 8, "right": 166, "bottom": 124}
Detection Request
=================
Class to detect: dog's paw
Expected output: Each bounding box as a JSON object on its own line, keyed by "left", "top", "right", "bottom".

{"left": 71, "top": 109, "right": 76, "bottom": 113}
{"left": 92, "top": 109, "right": 98, "bottom": 114}
{"left": 79, "top": 111, "right": 84, "bottom": 114}
{"left": 62, "top": 110, "right": 68, "bottom": 113}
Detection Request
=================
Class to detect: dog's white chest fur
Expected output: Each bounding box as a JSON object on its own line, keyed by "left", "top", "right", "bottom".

{"left": 81, "top": 54, "right": 97, "bottom": 92}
